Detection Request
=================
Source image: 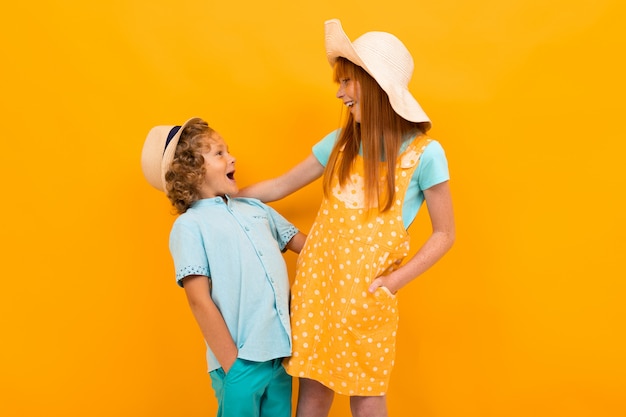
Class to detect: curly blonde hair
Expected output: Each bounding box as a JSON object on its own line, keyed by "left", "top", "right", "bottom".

{"left": 164, "top": 118, "right": 214, "bottom": 214}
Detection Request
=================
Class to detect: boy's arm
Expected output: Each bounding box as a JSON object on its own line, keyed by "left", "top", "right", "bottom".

{"left": 181, "top": 275, "right": 238, "bottom": 373}
{"left": 286, "top": 231, "right": 307, "bottom": 254}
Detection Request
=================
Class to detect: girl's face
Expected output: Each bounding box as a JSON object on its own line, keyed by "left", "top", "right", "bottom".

{"left": 336, "top": 76, "right": 361, "bottom": 123}
{"left": 198, "top": 132, "right": 238, "bottom": 199}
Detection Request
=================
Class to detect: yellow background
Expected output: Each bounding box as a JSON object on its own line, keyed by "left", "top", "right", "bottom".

{"left": 1, "top": 0, "right": 625, "bottom": 416}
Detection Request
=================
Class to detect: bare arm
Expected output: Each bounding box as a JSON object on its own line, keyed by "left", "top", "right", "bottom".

{"left": 369, "top": 181, "right": 456, "bottom": 294}
{"left": 286, "top": 231, "right": 307, "bottom": 254}
{"left": 182, "top": 275, "right": 238, "bottom": 372}
{"left": 238, "top": 154, "right": 324, "bottom": 202}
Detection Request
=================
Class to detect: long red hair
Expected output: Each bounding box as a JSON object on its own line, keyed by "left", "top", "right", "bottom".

{"left": 323, "top": 57, "right": 429, "bottom": 212}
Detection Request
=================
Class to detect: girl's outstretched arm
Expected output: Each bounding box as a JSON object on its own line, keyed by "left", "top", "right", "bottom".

{"left": 369, "top": 180, "right": 456, "bottom": 294}
{"left": 238, "top": 154, "right": 324, "bottom": 202}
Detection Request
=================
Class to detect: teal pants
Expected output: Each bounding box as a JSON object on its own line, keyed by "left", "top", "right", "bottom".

{"left": 209, "top": 358, "right": 292, "bottom": 417}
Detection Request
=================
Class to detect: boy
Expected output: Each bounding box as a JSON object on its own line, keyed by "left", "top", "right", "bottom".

{"left": 141, "top": 117, "right": 306, "bottom": 417}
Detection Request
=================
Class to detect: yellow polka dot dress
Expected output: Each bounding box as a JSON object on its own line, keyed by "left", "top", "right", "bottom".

{"left": 284, "top": 136, "right": 431, "bottom": 396}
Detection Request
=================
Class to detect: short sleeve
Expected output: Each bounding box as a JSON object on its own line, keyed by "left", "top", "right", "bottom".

{"left": 402, "top": 140, "right": 450, "bottom": 228}
{"left": 258, "top": 202, "right": 299, "bottom": 251}
{"left": 415, "top": 140, "right": 450, "bottom": 190}
{"left": 312, "top": 129, "right": 341, "bottom": 167}
{"left": 169, "top": 219, "right": 210, "bottom": 287}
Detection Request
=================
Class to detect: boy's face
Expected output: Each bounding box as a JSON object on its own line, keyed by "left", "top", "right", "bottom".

{"left": 198, "top": 132, "right": 238, "bottom": 199}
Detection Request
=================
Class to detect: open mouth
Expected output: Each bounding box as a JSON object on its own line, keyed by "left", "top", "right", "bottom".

{"left": 227, "top": 171, "right": 235, "bottom": 180}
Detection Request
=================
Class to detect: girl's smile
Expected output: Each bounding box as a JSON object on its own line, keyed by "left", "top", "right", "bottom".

{"left": 337, "top": 77, "right": 361, "bottom": 122}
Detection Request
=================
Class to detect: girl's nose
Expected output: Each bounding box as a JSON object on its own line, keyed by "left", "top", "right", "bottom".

{"left": 336, "top": 86, "right": 344, "bottom": 99}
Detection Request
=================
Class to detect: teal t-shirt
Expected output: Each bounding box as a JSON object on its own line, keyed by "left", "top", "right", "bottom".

{"left": 312, "top": 129, "right": 450, "bottom": 228}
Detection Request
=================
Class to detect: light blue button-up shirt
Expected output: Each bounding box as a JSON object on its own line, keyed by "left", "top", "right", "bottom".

{"left": 169, "top": 196, "right": 298, "bottom": 372}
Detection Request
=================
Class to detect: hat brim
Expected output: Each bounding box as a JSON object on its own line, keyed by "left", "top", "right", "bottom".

{"left": 325, "top": 19, "right": 367, "bottom": 70}
{"left": 141, "top": 117, "right": 197, "bottom": 192}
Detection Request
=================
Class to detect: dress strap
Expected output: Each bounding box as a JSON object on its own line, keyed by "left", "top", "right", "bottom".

{"left": 399, "top": 135, "right": 432, "bottom": 169}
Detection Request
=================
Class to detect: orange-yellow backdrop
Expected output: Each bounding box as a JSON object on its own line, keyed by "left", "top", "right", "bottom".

{"left": 1, "top": 1, "right": 625, "bottom": 416}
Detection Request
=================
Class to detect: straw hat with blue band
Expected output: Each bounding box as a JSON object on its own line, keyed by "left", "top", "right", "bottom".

{"left": 141, "top": 117, "right": 197, "bottom": 192}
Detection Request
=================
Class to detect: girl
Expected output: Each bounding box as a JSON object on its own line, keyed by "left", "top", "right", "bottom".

{"left": 239, "top": 19, "right": 455, "bottom": 417}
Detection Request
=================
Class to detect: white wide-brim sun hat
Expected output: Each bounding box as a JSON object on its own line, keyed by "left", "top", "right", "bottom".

{"left": 141, "top": 117, "right": 197, "bottom": 192}
{"left": 324, "top": 18, "right": 430, "bottom": 125}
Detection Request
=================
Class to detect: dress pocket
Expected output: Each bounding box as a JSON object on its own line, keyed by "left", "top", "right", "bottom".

{"left": 376, "top": 285, "right": 396, "bottom": 299}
